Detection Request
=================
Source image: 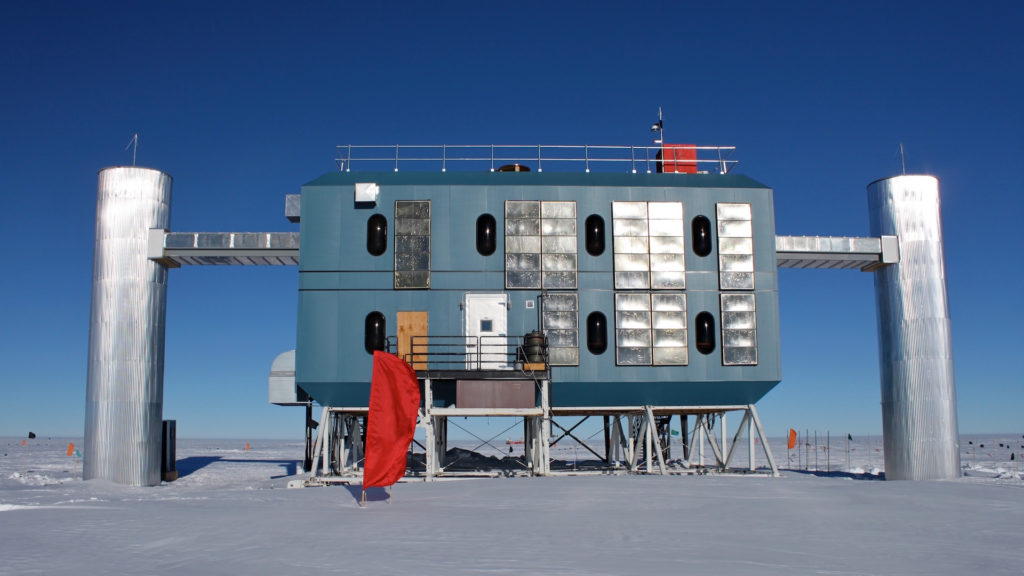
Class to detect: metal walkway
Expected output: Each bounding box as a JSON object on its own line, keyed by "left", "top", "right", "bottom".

{"left": 150, "top": 229, "right": 897, "bottom": 271}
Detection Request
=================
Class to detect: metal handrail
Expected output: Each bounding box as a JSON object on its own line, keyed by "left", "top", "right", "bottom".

{"left": 336, "top": 144, "right": 737, "bottom": 175}
{"left": 387, "top": 334, "right": 548, "bottom": 372}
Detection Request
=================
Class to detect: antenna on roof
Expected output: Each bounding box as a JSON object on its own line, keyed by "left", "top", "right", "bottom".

{"left": 650, "top": 107, "right": 664, "bottom": 145}
{"left": 125, "top": 133, "right": 139, "bottom": 166}
{"left": 897, "top": 142, "right": 906, "bottom": 175}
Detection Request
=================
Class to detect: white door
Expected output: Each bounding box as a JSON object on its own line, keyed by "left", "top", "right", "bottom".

{"left": 464, "top": 293, "right": 509, "bottom": 369}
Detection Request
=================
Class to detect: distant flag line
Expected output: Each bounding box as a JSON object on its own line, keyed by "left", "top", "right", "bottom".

{"left": 786, "top": 429, "right": 858, "bottom": 473}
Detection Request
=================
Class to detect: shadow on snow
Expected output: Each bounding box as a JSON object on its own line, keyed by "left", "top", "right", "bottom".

{"left": 175, "top": 456, "right": 300, "bottom": 479}
{"left": 782, "top": 467, "right": 886, "bottom": 481}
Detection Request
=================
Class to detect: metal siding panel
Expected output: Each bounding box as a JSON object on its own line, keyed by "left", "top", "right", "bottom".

{"left": 717, "top": 202, "right": 751, "bottom": 220}
{"left": 647, "top": 201, "right": 682, "bottom": 219}
{"left": 614, "top": 271, "right": 649, "bottom": 289}
{"left": 650, "top": 271, "right": 685, "bottom": 290}
{"left": 506, "top": 271, "right": 540, "bottom": 289}
{"left": 614, "top": 253, "right": 650, "bottom": 271}
{"left": 506, "top": 200, "right": 540, "bottom": 219}
{"left": 393, "top": 200, "right": 430, "bottom": 289}
{"left": 506, "top": 236, "right": 541, "bottom": 254}
{"left": 613, "top": 236, "right": 649, "bottom": 254}
{"left": 616, "top": 347, "right": 651, "bottom": 366}
{"left": 720, "top": 272, "right": 755, "bottom": 290}
{"left": 649, "top": 254, "right": 685, "bottom": 271}
{"left": 612, "top": 218, "right": 648, "bottom": 236}
{"left": 541, "top": 218, "right": 577, "bottom": 236}
{"left": 648, "top": 236, "right": 684, "bottom": 254}
{"left": 653, "top": 347, "right": 687, "bottom": 366}
{"left": 612, "top": 201, "right": 647, "bottom": 219}
{"left": 717, "top": 220, "right": 752, "bottom": 237}
{"left": 868, "top": 175, "right": 960, "bottom": 480}
{"left": 85, "top": 167, "right": 172, "bottom": 486}
{"left": 506, "top": 218, "right": 540, "bottom": 235}
{"left": 541, "top": 201, "right": 576, "bottom": 218}
{"left": 506, "top": 253, "right": 541, "bottom": 271}
{"left": 543, "top": 271, "right": 577, "bottom": 289}
{"left": 542, "top": 235, "right": 577, "bottom": 254}
{"left": 549, "top": 347, "right": 579, "bottom": 366}
{"left": 616, "top": 310, "right": 652, "bottom": 329}
{"left": 652, "top": 311, "right": 685, "bottom": 329}
{"left": 542, "top": 292, "right": 578, "bottom": 366}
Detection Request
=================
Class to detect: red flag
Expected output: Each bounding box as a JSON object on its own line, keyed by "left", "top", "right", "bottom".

{"left": 363, "top": 351, "right": 421, "bottom": 489}
{"left": 787, "top": 429, "right": 797, "bottom": 450}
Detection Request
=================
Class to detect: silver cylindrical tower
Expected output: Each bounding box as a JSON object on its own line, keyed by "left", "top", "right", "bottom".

{"left": 84, "top": 167, "right": 172, "bottom": 486}
{"left": 868, "top": 174, "right": 959, "bottom": 480}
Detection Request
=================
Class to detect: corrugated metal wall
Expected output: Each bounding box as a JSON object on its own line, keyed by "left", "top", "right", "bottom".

{"left": 84, "top": 167, "right": 172, "bottom": 486}
{"left": 869, "top": 175, "right": 960, "bottom": 480}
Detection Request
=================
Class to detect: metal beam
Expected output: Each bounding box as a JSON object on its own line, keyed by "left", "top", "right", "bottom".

{"left": 149, "top": 230, "right": 899, "bottom": 271}
{"left": 148, "top": 230, "right": 299, "bottom": 266}
{"left": 775, "top": 235, "right": 898, "bottom": 271}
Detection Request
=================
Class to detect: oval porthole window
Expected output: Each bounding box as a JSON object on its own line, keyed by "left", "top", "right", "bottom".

{"left": 586, "top": 311, "right": 608, "bottom": 355}
{"left": 692, "top": 215, "right": 712, "bottom": 257}
{"left": 366, "top": 214, "right": 387, "bottom": 256}
{"left": 364, "top": 311, "right": 386, "bottom": 354}
{"left": 476, "top": 214, "right": 497, "bottom": 256}
{"left": 585, "top": 214, "right": 605, "bottom": 256}
{"left": 695, "top": 311, "right": 716, "bottom": 355}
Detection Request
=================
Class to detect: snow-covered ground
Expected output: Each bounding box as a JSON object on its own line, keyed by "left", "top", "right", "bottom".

{"left": 2, "top": 434, "right": 1023, "bottom": 575}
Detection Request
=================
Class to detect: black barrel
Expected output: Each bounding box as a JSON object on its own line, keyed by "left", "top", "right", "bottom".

{"left": 523, "top": 330, "right": 546, "bottom": 363}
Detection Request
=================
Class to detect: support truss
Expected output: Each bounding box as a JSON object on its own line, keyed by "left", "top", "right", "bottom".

{"left": 304, "top": 393, "right": 777, "bottom": 485}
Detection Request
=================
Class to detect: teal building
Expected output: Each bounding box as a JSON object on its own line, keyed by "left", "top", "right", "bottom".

{"left": 295, "top": 170, "right": 780, "bottom": 411}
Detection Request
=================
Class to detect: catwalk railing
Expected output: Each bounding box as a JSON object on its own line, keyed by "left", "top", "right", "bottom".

{"left": 387, "top": 335, "right": 548, "bottom": 372}
{"left": 336, "top": 144, "right": 737, "bottom": 174}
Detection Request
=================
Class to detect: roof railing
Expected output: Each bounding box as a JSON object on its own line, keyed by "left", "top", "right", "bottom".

{"left": 335, "top": 144, "right": 737, "bottom": 174}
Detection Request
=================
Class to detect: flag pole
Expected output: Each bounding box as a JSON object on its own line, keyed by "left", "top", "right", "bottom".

{"left": 805, "top": 428, "right": 809, "bottom": 471}
{"left": 361, "top": 489, "right": 366, "bottom": 508}
{"left": 867, "top": 434, "right": 871, "bottom": 470}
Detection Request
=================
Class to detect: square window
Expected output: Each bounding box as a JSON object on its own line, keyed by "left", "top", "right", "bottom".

{"left": 480, "top": 319, "right": 493, "bottom": 332}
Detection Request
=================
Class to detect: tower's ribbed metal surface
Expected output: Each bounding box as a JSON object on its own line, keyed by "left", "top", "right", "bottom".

{"left": 868, "top": 175, "right": 960, "bottom": 480}
{"left": 84, "top": 167, "right": 172, "bottom": 486}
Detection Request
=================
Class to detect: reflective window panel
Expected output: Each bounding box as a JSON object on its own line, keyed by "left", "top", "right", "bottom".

{"left": 542, "top": 292, "right": 579, "bottom": 366}
{"left": 612, "top": 201, "right": 685, "bottom": 290}
{"left": 506, "top": 201, "right": 577, "bottom": 289}
{"left": 394, "top": 201, "right": 430, "bottom": 289}
{"left": 716, "top": 202, "right": 753, "bottom": 290}
{"left": 614, "top": 292, "right": 688, "bottom": 366}
{"left": 720, "top": 293, "right": 758, "bottom": 365}
{"left": 615, "top": 292, "right": 651, "bottom": 365}
{"left": 652, "top": 293, "right": 688, "bottom": 365}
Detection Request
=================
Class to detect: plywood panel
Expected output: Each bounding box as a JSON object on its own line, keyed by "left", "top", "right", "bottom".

{"left": 456, "top": 380, "right": 535, "bottom": 409}
{"left": 397, "top": 311, "right": 428, "bottom": 369}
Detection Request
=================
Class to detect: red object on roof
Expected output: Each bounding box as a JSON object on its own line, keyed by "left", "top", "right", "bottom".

{"left": 656, "top": 144, "right": 697, "bottom": 174}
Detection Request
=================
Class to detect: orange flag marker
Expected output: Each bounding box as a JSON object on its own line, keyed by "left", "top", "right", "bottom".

{"left": 67, "top": 443, "right": 75, "bottom": 456}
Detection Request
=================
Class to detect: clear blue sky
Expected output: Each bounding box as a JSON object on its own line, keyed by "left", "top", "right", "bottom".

{"left": 1, "top": 2, "right": 1021, "bottom": 439}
